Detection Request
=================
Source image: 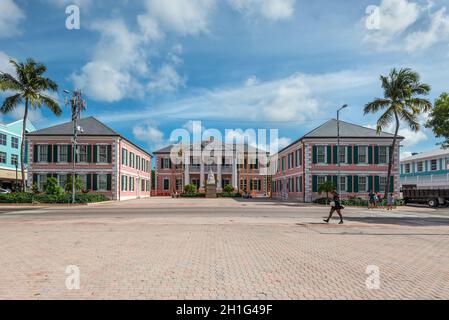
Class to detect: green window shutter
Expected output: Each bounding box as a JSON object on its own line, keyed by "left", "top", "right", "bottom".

{"left": 327, "top": 175, "right": 332, "bottom": 182}
{"left": 312, "top": 146, "right": 317, "bottom": 164}
{"left": 354, "top": 176, "right": 359, "bottom": 193}
{"left": 353, "top": 146, "right": 359, "bottom": 164}
{"left": 368, "top": 146, "right": 373, "bottom": 164}
{"left": 368, "top": 176, "right": 374, "bottom": 192}
{"left": 347, "top": 176, "right": 353, "bottom": 192}
{"left": 332, "top": 176, "right": 338, "bottom": 190}
{"left": 107, "top": 174, "right": 112, "bottom": 191}
{"left": 93, "top": 145, "right": 98, "bottom": 163}
{"left": 333, "top": 146, "right": 338, "bottom": 164}
{"left": 33, "top": 145, "right": 38, "bottom": 162}
{"left": 374, "top": 176, "right": 380, "bottom": 192}
{"left": 327, "top": 146, "right": 332, "bottom": 164}
{"left": 67, "top": 144, "right": 73, "bottom": 163}
{"left": 312, "top": 175, "right": 318, "bottom": 192}
{"left": 390, "top": 176, "right": 394, "bottom": 193}
{"left": 87, "top": 174, "right": 92, "bottom": 190}
{"left": 86, "top": 145, "right": 91, "bottom": 163}
{"left": 374, "top": 146, "right": 379, "bottom": 164}
{"left": 107, "top": 145, "right": 112, "bottom": 163}
{"left": 53, "top": 145, "right": 58, "bottom": 163}
{"left": 93, "top": 174, "right": 98, "bottom": 191}
{"left": 33, "top": 174, "right": 38, "bottom": 184}
{"left": 47, "top": 145, "right": 52, "bottom": 163}
{"left": 347, "top": 146, "right": 353, "bottom": 164}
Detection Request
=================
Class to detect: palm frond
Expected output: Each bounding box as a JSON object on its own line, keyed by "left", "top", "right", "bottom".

{"left": 0, "top": 94, "right": 22, "bottom": 113}
{"left": 39, "top": 94, "right": 62, "bottom": 116}
{"left": 0, "top": 73, "right": 23, "bottom": 91}
{"left": 400, "top": 110, "right": 420, "bottom": 132}
{"left": 407, "top": 97, "right": 433, "bottom": 113}
{"left": 376, "top": 107, "right": 394, "bottom": 133}
{"left": 364, "top": 98, "right": 391, "bottom": 115}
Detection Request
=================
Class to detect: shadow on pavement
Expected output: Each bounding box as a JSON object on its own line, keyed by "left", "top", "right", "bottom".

{"left": 344, "top": 216, "right": 449, "bottom": 227}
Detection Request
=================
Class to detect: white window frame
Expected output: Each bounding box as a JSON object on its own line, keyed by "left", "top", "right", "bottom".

{"left": 358, "top": 176, "right": 367, "bottom": 192}
{"left": 58, "top": 174, "right": 68, "bottom": 188}
{"left": 11, "top": 154, "right": 18, "bottom": 166}
{"left": 98, "top": 145, "right": 108, "bottom": 164}
{"left": 0, "top": 134, "right": 6, "bottom": 146}
{"left": 11, "top": 137, "right": 19, "bottom": 149}
{"left": 431, "top": 159, "right": 438, "bottom": 171}
{"left": 38, "top": 145, "right": 48, "bottom": 163}
{"left": 97, "top": 174, "right": 108, "bottom": 191}
{"left": 0, "top": 151, "right": 7, "bottom": 164}
{"left": 340, "top": 176, "right": 347, "bottom": 192}
{"left": 358, "top": 146, "right": 368, "bottom": 164}
{"left": 379, "top": 176, "right": 387, "bottom": 193}
{"left": 38, "top": 174, "right": 47, "bottom": 192}
{"left": 405, "top": 163, "right": 411, "bottom": 174}
{"left": 379, "top": 146, "right": 388, "bottom": 164}
{"left": 317, "top": 175, "right": 326, "bottom": 188}
{"left": 317, "top": 146, "right": 326, "bottom": 164}
{"left": 417, "top": 162, "right": 423, "bottom": 172}
{"left": 58, "top": 145, "right": 69, "bottom": 163}
{"left": 339, "top": 146, "right": 347, "bottom": 164}
{"left": 77, "top": 145, "right": 89, "bottom": 163}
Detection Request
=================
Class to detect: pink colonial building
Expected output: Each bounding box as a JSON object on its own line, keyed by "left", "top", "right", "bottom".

{"left": 27, "top": 117, "right": 152, "bottom": 201}
{"left": 271, "top": 119, "right": 404, "bottom": 202}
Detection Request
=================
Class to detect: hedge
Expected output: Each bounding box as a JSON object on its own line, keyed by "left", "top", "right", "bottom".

{"left": 179, "top": 193, "right": 206, "bottom": 198}
{"left": 217, "top": 192, "right": 242, "bottom": 198}
{"left": 0, "top": 192, "right": 109, "bottom": 204}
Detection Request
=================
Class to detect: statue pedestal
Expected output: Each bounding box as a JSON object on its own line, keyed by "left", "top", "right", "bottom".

{"left": 206, "top": 184, "right": 217, "bottom": 198}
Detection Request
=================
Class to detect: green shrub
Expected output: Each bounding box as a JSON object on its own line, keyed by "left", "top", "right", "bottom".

{"left": 342, "top": 197, "right": 368, "bottom": 207}
{"left": 0, "top": 192, "right": 109, "bottom": 204}
{"left": 180, "top": 193, "right": 206, "bottom": 198}
{"left": 44, "top": 177, "right": 65, "bottom": 196}
{"left": 218, "top": 192, "right": 242, "bottom": 198}
{"left": 65, "top": 175, "right": 85, "bottom": 193}
{"left": 0, "top": 192, "right": 33, "bottom": 203}
{"left": 184, "top": 184, "right": 198, "bottom": 195}
{"left": 223, "top": 184, "right": 234, "bottom": 193}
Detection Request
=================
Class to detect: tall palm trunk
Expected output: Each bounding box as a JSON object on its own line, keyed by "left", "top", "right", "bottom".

{"left": 20, "top": 99, "right": 29, "bottom": 192}
{"left": 385, "top": 110, "right": 400, "bottom": 200}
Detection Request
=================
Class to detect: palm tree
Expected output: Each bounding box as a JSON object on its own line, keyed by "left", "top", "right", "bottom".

{"left": 364, "top": 68, "right": 432, "bottom": 200}
{"left": 318, "top": 180, "right": 336, "bottom": 205}
{"left": 0, "top": 58, "right": 62, "bottom": 191}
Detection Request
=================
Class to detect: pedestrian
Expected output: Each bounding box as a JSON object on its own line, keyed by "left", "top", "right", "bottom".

{"left": 324, "top": 191, "right": 344, "bottom": 224}
{"left": 368, "top": 192, "right": 375, "bottom": 209}
{"left": 377, "top": 193, "right": 384, "bottom": 209}
{"left": 387, "top": 193, "right": 395, "bottom": 210}
{"left": 372, "top": 193, "right": 378, "bottom": 208}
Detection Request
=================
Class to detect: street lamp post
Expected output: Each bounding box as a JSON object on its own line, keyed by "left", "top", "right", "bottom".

{"left": 337, "top": 104, "right": 348, "bottom": 195}
{"left": 15, "top": 163, "right": 18, "bottom": 192}
{"left": 64, "top": 90, "right": 86, "bottom": 204}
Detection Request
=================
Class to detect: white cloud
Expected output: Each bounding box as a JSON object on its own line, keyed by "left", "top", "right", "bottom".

{"left": 363, "top": 0, "right": 420, "bottom": 46}
{"left": 245, "top": 76, "right": 260, "bottom": 86}
{"left": 0, "top": 51, "right": 16, "bottom": 76}
{"left": 366, "top": 122, "right": 428, "bottom": 148}
{"left": 141, "top": 0, "right": 216, "bottom": 36}
{"left": 9, "top": 105, "right": 46, "bottom": 124}
{"left": 102, "top": 69, "right": 374, "bottom": 124}
{"left": 228, "top": 0, "right": 295, "bottom": 21}
{"left": 400, "top": 151, "right": 413, "bottom": 159}
{"left": 182, "top": 120, "right": 206, "bottom": 133}
{"left": 133, "top": 122, "right": 167, "bottom": 150}
{"left": 405, "top": 7, "right": 449, "bottom": 52}
{"left": 0, "top": 0, "right": 25, "bottom": 38}
{"left": 45, "top": 0, "right": 93, "bottom": 7}
{"left": 148, "top": 64, "right": 186, "bottom": 92}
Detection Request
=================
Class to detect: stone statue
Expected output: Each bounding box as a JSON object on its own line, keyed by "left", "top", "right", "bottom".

{"left": 207, "top": 169, "right": 216, "bottom": 185}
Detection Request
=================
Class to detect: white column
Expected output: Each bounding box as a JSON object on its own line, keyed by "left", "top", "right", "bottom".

{"left": 184, "top": 154, "right": 190, "bottom": 186}
{"left": 200, "top": 158, "right": 205, "bottom": 190}
{"left": 232, "top": 157, "right": 238, "bottom": 190}
{"left": 217, "top": 160, "right": 222, "bottom": 191}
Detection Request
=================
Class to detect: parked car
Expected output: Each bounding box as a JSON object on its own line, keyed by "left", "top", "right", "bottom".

{"left": 0, "top": 188, "right": 11, "bottom": 194}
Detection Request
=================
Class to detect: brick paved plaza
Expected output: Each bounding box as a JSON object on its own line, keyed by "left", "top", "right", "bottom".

{"left": 0, "top": 198, "right": 448, "bottom": 300}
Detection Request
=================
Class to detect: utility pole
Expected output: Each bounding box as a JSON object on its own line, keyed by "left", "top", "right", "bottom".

{"left": 64, "top": 90, "right": 87, "bottom": 204}
{"left": 337, "top": 104, "right": 348, "bottom": 195}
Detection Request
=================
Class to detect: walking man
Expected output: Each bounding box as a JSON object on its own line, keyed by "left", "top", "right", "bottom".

{"left": 324, "top": 191, "right": 344, "bottom": 225}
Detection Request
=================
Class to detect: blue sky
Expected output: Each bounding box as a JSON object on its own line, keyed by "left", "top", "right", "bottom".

{"left": 1, "top": 0, "right": 449, "bottom": 158}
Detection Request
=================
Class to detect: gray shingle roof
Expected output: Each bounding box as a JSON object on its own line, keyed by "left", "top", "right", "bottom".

{"left": 28, "top": 116, "right": 152, "bottom": 158}
{"left": 28, "top": 117, "right": 119, "bottom": 136}
{"left": 304, "top": 119, "right": 401, "bottom": 138}
{"left": 276, "top": 119, "right": 404, "bottom": 155}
